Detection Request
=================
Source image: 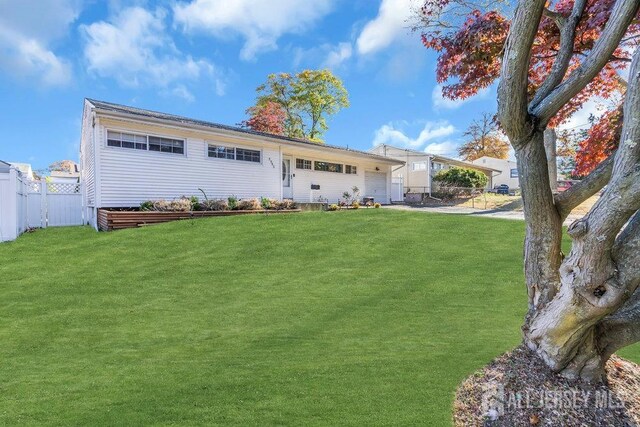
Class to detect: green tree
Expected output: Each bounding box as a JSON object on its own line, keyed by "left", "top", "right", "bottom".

{"left": 433, "top": 167, "right": 488, "bottom": 188}
{"left": 252, "top": 69, "right": 349, "bottom": 142}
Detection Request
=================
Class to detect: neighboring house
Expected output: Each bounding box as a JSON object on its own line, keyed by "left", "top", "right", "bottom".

{"left": 471, "top": 156, "right": 519, "bottom": 189}
{"left": 50, "top": 162, "right": 80, "bottom": 184}
{"left": 9, "top": 163, "right": 34, "bottom": 181}
{"left": 370, "top": 144, "right": 499, "bottom": 201}
{"left": 80, "top": 99, "right": 403, "bottom": 229}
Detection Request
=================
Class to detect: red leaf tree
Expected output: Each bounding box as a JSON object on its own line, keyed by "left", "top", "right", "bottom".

{"left": 239, "top": 101, "right": 287, "bottom": 136}
{"left": 418, "top": 0, "right": 636, "bottom": 174}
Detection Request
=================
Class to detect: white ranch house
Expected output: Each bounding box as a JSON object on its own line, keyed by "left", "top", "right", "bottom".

{"left": 80, "top": 99, "right": 403, "bottom": 230}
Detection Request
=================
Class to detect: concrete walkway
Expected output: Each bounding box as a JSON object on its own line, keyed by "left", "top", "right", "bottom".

{"left": 384, "top": 204, "right": 581, "bottom": 226}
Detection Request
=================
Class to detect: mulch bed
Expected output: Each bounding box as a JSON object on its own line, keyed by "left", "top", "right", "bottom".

{"left": 454, "top": 345, "right": 640, "bottom": 426}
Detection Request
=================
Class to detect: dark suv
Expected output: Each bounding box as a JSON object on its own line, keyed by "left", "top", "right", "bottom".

{"left": 496, "top": 184, "right": 510, "bottom": 195}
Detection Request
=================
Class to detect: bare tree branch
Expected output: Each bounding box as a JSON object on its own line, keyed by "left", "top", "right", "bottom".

{"left": 554, "top": 155, "right": 613, "bottom": 220}
{"left": 531, "top": 0, "right": 640, "bottom": 124}
{"left": 497, "top": 0, "right": 547, "bottom": 144}
{"left": 531, "top": 0, "right": 588, "bottom": 108}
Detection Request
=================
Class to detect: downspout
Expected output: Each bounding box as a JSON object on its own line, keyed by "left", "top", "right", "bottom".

{"left": 426, "top": 154, "right": 441, "bottom": 201}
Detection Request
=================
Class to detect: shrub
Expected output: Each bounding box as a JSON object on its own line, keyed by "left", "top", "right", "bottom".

{"left": 152, "top": 197, "right": 192, "bottom": 212}
{"left": 228, "top": 196, "right": 238, "bottom": 210}
{"left": 374, "top": 203, "right": 381, "bottom": 208}
{"left": 328, "top": 204, "right": 339, "bottom": 211}
{"left": 140, "top": 201, "right": 154, "bottom": 211}
{"left": 351, "top": 201, "right": 360, "bottom": 209}
{"left": 433, "top": 167, "right": 488, "bottom": 189}
{"left": 237, "top": 198, "right": 262, "bottom": 211}
{"left": 200, "top": 199, "right": 228, "bottom": 211}
{"left": 190, "top": 196, "right": 201, "bottom": 211}
{"left": 279, "top": 199, "right": 297, "bottom": 210}
{"left": 260, "top": 197, "right": 272, "bottom": 209}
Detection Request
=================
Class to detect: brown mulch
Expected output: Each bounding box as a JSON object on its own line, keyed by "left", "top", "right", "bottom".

{"left": 454, "top": 346, "right": 640, "bottom": 426}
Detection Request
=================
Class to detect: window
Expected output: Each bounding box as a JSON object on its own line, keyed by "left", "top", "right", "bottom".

{"left": 107, "top": 130, "right": 184, "bottom": 155}
{"left": 107, "top": 131, "right": 147, "bottom": 150}
{"left": 208, "top": 145, "right": 235, "bottom": 159}
{"left": 510, "top": 168, "right": 519, "bottom": 178}
{"left": 208, "top": 144, "right": 261, "bottom": 163}
{"left": 314, "top": 161, "right": 343, "bottom": 173}
{"left": 345, "top": 165, "right": 357, "bottom": 174}
{"left": 296, "top": 158, "right": 312, "bottom": 170}
{"left": 432, "top": 162, "right": 444, "bottom": 171}
{"left": 236, "top": 148, "right": 261, "bottom": 163}
{"left": 412, "top": 162, "right": 427, "bottom": 171}
{"left": 149, "top": 136, "right": 184, "bottom": 154}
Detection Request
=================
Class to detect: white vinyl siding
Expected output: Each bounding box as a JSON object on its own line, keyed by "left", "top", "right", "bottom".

{"left": 96, "top": 125, "right": 280, "bottom": 207}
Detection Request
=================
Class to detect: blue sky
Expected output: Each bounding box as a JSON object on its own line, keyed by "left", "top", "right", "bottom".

{"left": 0, "top": 0, "right": 500, "bottom": 172}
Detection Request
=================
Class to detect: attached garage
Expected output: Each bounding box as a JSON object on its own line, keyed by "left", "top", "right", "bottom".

{"left": 364, "top": 171, "right": 388, "bottom": 204}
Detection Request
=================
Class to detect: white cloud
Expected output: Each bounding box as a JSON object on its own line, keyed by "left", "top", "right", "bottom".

{"left": 294, "top": 41, "right": 353, "bottom": 70}
{"left": 373, "top": 121, "right": 456, "bottom": 149}
{"left": 431, "top": 84, "right": 491, "bottom": 110}
{"left": 424, "top": 140, "right": 458, "bottom": 157}
{"left": 171, "top": 85, "right": 195, "bottom": 102}
{"left": 0, "top": 0, "right": 80, "bottom": 86}
{"left": 556, "top": 98, "right": 607, "bottom": 132}
{"left": 322, "top": 42, "right": 353, "bottom": 69}
{"left": 173, "top": 0, "right": 334, "bottom": 61}
{"left": 356, "top": 0, "right": 417, "bottom": 55}
{"left": 80, "top": 7, "right": 225, "bottom": 98}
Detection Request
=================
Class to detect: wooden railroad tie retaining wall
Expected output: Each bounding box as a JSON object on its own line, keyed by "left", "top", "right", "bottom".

{"left": 97, "top": 209, "right": 301, "bottom": 231}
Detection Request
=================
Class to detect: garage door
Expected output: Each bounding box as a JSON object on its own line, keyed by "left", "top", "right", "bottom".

{"left": 365, "top": 171, "right": 388, "bottom": 204}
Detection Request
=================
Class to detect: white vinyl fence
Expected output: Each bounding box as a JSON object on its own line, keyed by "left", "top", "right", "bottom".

{"left": 0, "top": 168, "right": 28, "bottom": 242}
{"left": 28, "top": 181, "right": 83, "bottom": 228}
{"left": 391, "top": 177, "right": 404, "bottom": 203}
{"left": 0, "top": 171, "right": 83, "bottom": 242}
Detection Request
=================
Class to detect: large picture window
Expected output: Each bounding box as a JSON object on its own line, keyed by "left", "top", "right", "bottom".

{"left": 314, "top": 161, "right": 343, "bottom": 173}
{"left": 208, "top": 144, "right": 261, "bottom": 163}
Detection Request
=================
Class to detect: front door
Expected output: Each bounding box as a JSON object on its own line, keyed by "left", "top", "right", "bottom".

{"left": 282, "top": 157, "right": 293, "bottom": 199}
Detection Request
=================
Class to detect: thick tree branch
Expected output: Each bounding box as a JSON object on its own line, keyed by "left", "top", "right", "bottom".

{"left": 531, "top": 0, "right": 640, "bottom": 124}
{"left": 497, "top": 0, "right": 547, "bottom": 143}
{"left": 554, "top": 155, "right": 613, "bottom": 220}
{"left": 532, "top": 0, "right": 588, "bottom": 108}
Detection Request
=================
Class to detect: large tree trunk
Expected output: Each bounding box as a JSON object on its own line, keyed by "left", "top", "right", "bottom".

{"left": 516, "top": 47, "right": 640, "bottom": 382}
{"left": 497, "top": 0, "right": 640, "bottom": 383}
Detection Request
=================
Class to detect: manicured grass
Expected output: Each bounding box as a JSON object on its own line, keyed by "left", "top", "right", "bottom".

{"left": 1, "top": 210, "right": 637, "bottom": 425}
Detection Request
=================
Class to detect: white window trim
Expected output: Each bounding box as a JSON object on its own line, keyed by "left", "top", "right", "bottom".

{"left": 205, "top": 142, "right": 263, "bottom": 165}
{"left": 104, "top": 128, "right": 187, "bottom": 157}
{"left": 313, "top": 160, "right": 345, "bottom": 174}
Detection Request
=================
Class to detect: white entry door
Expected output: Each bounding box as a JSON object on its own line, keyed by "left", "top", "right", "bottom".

{"left": 282, "top": 157, "right": 293, "bottom": 199}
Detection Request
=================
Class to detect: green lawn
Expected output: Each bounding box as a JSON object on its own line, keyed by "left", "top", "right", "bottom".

{"left": 1, "top": 210, "right": 637, "bottom": 426}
